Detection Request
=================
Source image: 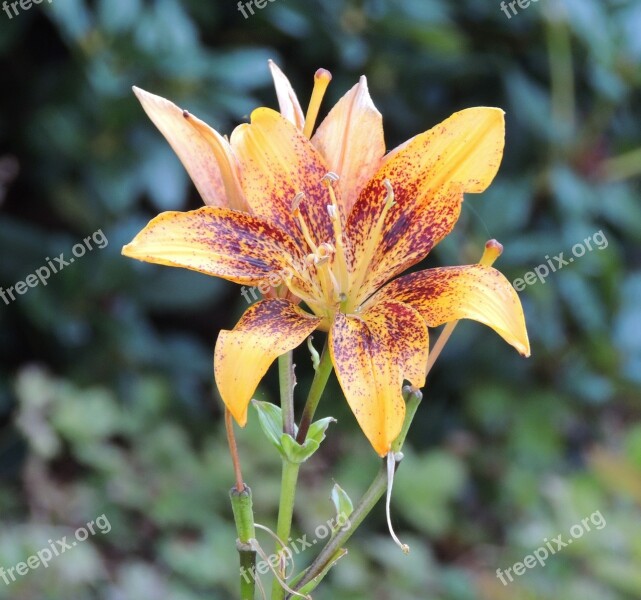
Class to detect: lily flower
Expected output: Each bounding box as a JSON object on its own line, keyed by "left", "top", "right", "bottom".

{"left": 123, "top": 63, "right": 530, "bottom": 457}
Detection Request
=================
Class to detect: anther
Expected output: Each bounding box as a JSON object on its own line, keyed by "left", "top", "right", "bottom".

{"left": 382, "top": 179, "right": 396, "bottom": 208}
{"left": 322, "top": 171, "right": 340, "bottom": 184}
{"left": 291, "top": 192, "right": 306, "bottom": 213}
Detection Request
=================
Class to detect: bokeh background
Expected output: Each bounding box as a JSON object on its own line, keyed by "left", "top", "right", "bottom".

{"left": 1, "top": 0, "right": 640, "bottom": 598}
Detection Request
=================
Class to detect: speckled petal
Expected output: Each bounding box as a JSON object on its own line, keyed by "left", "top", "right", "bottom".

{"left": 377, "top": 265, "right": 530, "bottom": 357}
{"left": 230, "top": 107, "right": 337, "bottom": 249}
{"left": 330, "top": 300, "right": 429, "bottom": 456}
{"left": 122, "top": 207, "right": 306, "bottom": 286}
{"left": 215, "top": 299, "right": 321, "bottom": 425}
{"left": 133, "top": 87, "right": 247, "bottom": 211}
{"left": 269, "top": 60, "right": 306, "bottom": 131}
{"left": 347, "top": 107, "right": 505, "bottom": 303}
{"left": 312, "top": 76, "right": 385, "bottom": 216}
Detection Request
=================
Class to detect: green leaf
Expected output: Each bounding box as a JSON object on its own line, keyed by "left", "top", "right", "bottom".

{"left": 330, "top": 483, "right": 354, "bottom": 531}
{"left": 280, "top": 417, "right": 336, "bottom": 464}
{"left": 253, "top": 402, "right": 335, "bottom": 463}
{"left": 252, "top": 400, "right": 285, "bottom": 454}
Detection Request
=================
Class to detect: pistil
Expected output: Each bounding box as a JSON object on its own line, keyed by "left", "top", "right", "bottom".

{"left": 303, "top": 68, "right": 332, "bottom": 139}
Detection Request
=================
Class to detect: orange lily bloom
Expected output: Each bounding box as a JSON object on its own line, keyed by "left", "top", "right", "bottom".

{"left": 123, "top": 62, "right": 530, "bottom": 456}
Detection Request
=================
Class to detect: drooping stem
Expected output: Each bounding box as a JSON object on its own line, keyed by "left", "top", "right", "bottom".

{"left": 296, "top": 343, "right": 333, "bottom": 444}
{"left": 279, "top": 351, "right": 296, "bottom": 437}
{"left": 271, "top": 459, "right": 301, "bottom": 600}
{"left": 293, "top": 388, "right": 423, "bottom": 593}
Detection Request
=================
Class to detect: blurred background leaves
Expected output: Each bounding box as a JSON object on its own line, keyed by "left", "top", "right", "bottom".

{"left": 0, "top": 0, "right": 640, "bottom": 598}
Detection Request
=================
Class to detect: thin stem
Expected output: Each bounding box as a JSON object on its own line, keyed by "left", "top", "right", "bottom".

{"left": 296, "top": 343, "right": 333, "bottom": 444}
{"left": 293, "top": 461, "right": 388, "bottom": 593}
{"left": 293, "top": 388, "right": 422, "bottom": 594}
{"left": 279, "top": 351, "right": 296, "bottom": 437}
{"left": 271, "top": 460, "right": 301, "bottom": 600}
{"left": 225, "top": 408, "right": 245, "bottom": 493}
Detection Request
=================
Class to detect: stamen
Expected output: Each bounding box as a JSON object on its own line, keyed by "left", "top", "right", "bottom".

{"left": 291, "top": 192, "right": 318, "bottom": 253}
{"left": 316, "top": 242, "right": 335, "bottom": 262}
{"left": 303, "top": 68, "right": 332, "bottom": 139}
{"left": 348, "top": 179, "right": 396, "bottom": 309}
{"left": 425, "top": 239, "right": 505, "bottom": 378}
{"left": 322, "top": 173, "right": 349, "bottom": 298}
{"left": 386, "top": 451, "right": 410, "bottom": 554}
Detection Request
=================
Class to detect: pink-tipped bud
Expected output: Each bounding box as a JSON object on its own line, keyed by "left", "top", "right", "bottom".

{"left": 480, "top": 239, "right": 504, "bottom": 267}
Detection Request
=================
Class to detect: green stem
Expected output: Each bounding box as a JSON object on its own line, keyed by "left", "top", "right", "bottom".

{"left": 296, "top": 343, "right": 333, "bottom": 444}
{"left": 292, "top": 387, "right": 423, "bottom": 594}
{"left": 279, "top": 351, "right": 295, "bottom": 437}
{"left": 393, "top": 387, "right": 424, "bottom": 453}
{"left": 293, "top": 462, "right": 388, "bottom": 593}
{"left": 230, "top": 485, "right": 257, "bottom": 600}
{"left": 271, "top": 460, "right": 300, "bottom": 600}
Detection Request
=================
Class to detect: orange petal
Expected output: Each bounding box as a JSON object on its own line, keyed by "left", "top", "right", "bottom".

{"left": 347, "top": 107, "right": 505, "bottom": 303}
{"left": 377, "top": 265, "right": 530, "bottom": 357}
{"left": 215, "top": 299, "right": 321, "bottom": 425}
{"left": 268, "top": 60, "right": 306, "bottom": 131}
{"left": 133, "top": 87, "right": 247, "bottom": 211}
{"left": 311, "top": 76, "right": 385, "bottom": 215}
{"left": 230, "top": 107, "right": 336, "bottom": 249}
{"left": 330, "top": 300, "right": 429, "bottom": 456}
{"left": 122, "top": 207, "right": 307, "bottom": 287}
